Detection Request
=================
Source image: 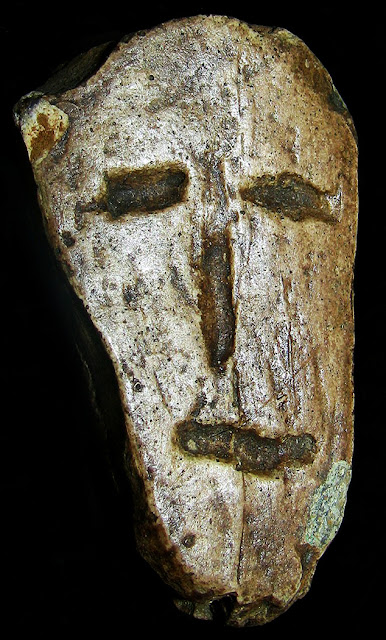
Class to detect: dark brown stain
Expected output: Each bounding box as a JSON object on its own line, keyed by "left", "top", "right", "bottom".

{"left": 29, "top": 112, "right": 67, "bottom": 163}
{"left": 198, "top": 231, "right": 236, "bottom": 368}
{"left": 104, "top": 164, "right": 188, "bottom": 218}
{"left": 61, "top": 230, "right": 76, "bottom": 247}
{"left": 178, "top": 422, "right": 234, "bottom": 461}
{"left": 176, "top": 421, "right": 316, "bottom": 474}
{"left": 240, "top": 172, "right": 336, "bottom": 223}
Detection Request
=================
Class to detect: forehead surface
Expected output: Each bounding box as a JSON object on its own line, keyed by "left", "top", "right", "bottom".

{"left": 54, "top": 15, "right": 355, "bottom": 194}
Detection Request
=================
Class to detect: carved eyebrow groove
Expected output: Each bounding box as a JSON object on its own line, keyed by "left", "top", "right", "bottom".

{"left": 239, "top": 172, "right": 337, "bottom": 223}
{"left": 104, "top": 164, "right": 188, "bottom": 219}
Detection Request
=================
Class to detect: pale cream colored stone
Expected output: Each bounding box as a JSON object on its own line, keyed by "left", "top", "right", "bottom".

{"left": 15, "top": 15, "right": 358, "bottom": 626}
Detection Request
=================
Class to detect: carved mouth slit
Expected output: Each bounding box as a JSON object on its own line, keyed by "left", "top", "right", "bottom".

{"left": 176, "top": 421, "right": 316, "bottom": 473}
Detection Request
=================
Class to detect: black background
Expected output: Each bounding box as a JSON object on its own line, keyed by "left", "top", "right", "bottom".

{"left": 2, "top": 2, "right": 384, "bottom": 636}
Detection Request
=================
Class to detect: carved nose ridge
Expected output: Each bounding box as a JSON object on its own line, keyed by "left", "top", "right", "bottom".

{"left": 198, "top": 230, "right": 235, "bottom": 369}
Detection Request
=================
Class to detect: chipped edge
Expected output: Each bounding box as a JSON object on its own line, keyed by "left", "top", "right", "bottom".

{"left": 17, "top": 97, "right": 69, "bottom": 165}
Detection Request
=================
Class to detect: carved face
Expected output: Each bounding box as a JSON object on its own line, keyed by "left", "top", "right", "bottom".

{"left": 16, "top": 16, "right": 357, "bottom": 625}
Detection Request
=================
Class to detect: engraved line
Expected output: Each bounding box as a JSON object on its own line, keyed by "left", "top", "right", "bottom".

{"left": 236, "top": 471, "right": 245, "bottom": 585}
{"left": 288, "top": 322, "right": 297, "bottom": 408}
{"left": 260, "top": 347, "right": 320, "bottom": 409}
{"left": 153, "top": 369, "right": 173, "bottom": 417}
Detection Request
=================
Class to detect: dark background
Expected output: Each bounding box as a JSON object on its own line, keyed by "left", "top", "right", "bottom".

{"left": 2, "top": 2, "right": 384, "bottom": 636}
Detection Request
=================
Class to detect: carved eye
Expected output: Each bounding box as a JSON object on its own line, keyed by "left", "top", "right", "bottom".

{"left": 240, "top": 172, "right": 337, "bottom": 223}
{"left": 104, "top": 164, "right": 188, "bottom": 219}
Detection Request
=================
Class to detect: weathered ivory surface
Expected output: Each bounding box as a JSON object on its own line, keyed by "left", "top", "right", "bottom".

{"left": 15, "top": 16, "right": 357, "bottom": 625}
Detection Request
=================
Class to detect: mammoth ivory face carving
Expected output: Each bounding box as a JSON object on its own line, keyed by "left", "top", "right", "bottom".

{"left": 15, "top": 16, "right": 358, "bottom": 626}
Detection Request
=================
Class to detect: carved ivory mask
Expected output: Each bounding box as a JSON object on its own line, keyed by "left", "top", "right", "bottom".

{"left": 15, "top": 16, "right": 358, "bottom": 626}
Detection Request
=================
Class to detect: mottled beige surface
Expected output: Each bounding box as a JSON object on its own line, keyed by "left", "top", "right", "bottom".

{"left": 15, "top": 15, "right": 358, "bottom": 625}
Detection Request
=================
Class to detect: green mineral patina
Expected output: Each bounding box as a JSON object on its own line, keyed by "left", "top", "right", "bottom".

{"left": 305, "top": 460, "right": 352, "bottom": 549}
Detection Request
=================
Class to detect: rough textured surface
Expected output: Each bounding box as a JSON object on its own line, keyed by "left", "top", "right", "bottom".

{"left": 14, "top": 15, "right": 358, "bottom": 626}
